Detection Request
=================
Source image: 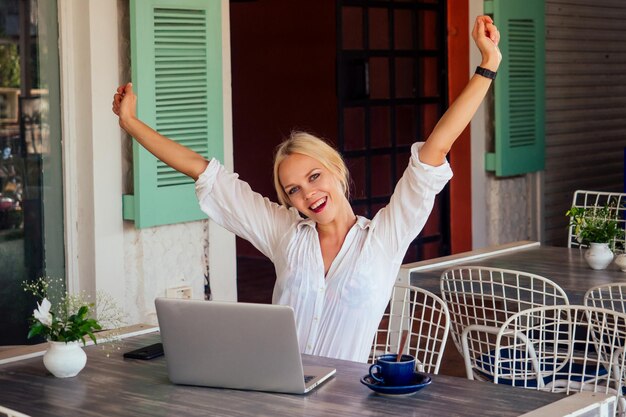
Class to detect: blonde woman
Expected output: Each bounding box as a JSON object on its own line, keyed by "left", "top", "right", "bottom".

{"left": 112, "top": 15, "right": 501, "bottom": 362}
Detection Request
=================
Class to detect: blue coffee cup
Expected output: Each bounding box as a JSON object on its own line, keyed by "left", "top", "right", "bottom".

{"left": 368, "top": 354, "right": 416, "bottom": 386}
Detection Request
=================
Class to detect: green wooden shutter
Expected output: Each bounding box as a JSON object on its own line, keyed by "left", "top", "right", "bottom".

{"left": 123, "top": 0, "right": 224, "bottom": 228}
{"left": 484, "top": 0, "right": 545, "bottom": 177}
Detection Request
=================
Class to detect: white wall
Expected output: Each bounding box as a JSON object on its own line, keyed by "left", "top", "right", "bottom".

{"left": 469, "top": 0, "right": 489, "bottom": 249}
{"left": 469, "top": 0, "right": 536, "bottom": 248}
{"left": 59, "top": 0, "right": 236, "bottom": 326}
{"left": 58, "top": 0, "right": 125, "bottom": 303}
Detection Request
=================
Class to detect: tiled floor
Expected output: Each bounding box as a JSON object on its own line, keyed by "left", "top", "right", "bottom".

{"left": 235, "top": 256, "right": 466, "bottom": 378}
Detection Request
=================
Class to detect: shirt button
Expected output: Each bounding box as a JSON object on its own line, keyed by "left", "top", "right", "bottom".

{"left": 313, "top": 316, "right": 318, "bottom": 321}
{"left": 307, "top": 344, "right": 312, "bottom": 350}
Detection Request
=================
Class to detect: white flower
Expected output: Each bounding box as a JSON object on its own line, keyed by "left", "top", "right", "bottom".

{"left": 33, "top": 298, "right": 53, "bottom": 327}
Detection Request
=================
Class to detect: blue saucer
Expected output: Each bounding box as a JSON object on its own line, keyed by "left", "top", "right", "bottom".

{"left": 360, "top": 372, "right": 432, "bottom": 396}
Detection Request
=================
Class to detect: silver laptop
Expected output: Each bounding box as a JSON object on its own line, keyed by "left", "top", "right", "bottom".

{"left": 155, "top": 298, "right": 336, "bottom": 394}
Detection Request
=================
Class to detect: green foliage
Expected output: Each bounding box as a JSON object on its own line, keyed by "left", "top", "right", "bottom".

{"left": 23, "top": 277, "right": 114, "bottom": 345}
{"left": 566, "top": 204, "right": 622, "bottom": 245}
{"left": 0, "top": 43, "right": 20, "bottom": 88}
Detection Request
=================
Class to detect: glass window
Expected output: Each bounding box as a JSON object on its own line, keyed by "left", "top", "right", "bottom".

{"left": 0, "top": 0, "right": 64, "bottom": 345}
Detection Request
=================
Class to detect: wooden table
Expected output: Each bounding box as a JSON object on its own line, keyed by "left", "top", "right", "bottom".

{"left": 399, "top": 241, "right": 626, "bottom": 305}
{"left": 0, "top": 331, "right": 569, "bottom": 417}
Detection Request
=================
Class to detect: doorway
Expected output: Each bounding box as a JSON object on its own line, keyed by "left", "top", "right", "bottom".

{"left": 337, "top": 1, "right": 449, "bottom": 263}
{"left": 229, "top": 0, "right": 449, "bottom": 303}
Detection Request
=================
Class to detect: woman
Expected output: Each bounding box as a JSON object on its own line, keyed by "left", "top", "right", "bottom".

{"left": 112, "top": 16, "right": 501, "bottom": 362}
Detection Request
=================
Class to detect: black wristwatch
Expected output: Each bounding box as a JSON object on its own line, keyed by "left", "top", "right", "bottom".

{"left": 475, "top": 66, "right": 497, "bottom": 80}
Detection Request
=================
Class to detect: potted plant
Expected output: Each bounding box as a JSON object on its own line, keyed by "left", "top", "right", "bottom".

{"left": 23, "top": 277, "right": 125, "bottom": 377}
{"left": 566, "top": 203, "right": 622, "bottom": 270}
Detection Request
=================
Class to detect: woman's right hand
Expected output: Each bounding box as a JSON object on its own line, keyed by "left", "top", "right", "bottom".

{"left": 471, "top": 15, "right": 502, "bottom": 72}
{"left": 112, "top": 82, "right": 137, "bottom": 130}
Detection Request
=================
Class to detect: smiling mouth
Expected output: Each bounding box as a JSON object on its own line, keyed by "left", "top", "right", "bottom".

{"left": 309, "top": 197, "right": 327, "bottom": 214}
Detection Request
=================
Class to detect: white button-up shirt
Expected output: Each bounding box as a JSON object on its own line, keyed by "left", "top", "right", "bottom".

{"left": 195, "top": 142, "right": 452, "bottom": 362}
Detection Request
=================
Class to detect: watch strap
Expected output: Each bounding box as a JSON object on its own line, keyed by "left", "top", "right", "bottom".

{"left": 475, "top": 66, "right": 497, "bottom": 80}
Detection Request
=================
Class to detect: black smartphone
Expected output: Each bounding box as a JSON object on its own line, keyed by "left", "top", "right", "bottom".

{"left": 123, "top": 342, "right": 164, "bottom": 360}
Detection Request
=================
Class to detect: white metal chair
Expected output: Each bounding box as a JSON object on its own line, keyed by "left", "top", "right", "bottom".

{"left": 489, "top": 305, "right": 626, "bottom": 416}
{"left": 369, "top": 284, "right": 450, "bottom": 374}
{"left": 584, "top": 281, "right": 626, "bottom": 414}
{"left": 440, "top": 266, "right": 570, "bottom": 381}
{"left": 585, "top": 283, "right": 626, "bottom": 315}
{"left": 568, "top": 190, "right": 626, "bottom": 252}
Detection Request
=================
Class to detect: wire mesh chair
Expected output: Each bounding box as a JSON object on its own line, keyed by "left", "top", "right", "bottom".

{"left": 369, "top": 284, "right": 450, "bottom": 374}
{"left": 568, "top": 190, "right": 626, "bottom": 252}
{"left": 491, "top": 305, "right": 626, "bottom": 416}
{"left": 585, "top": 283, "right": 626, "bottom": 315}
{"left": 440, "top": 266, "right": 570, "bottom": 381}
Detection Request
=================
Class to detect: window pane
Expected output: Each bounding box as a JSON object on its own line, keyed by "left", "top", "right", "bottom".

{"left": 368, "top": 8, "right": 389, "bottom": 50}
{"left": 396, "top": 105, "right": 416, "bottom": 145}
{"left": 420, "top": 104, "right": 439, "bottom": 139}
{"left": 342, "top": 7, "right": 363, "bottom": 50}
{"left": 347, "top": 156, "right": 366, "bottom": 200}
{"left": 417, "top": 10, "right": 438, "bottom": 50}
{"left": 419, "top": 57, "right": 439, "bottom": 97}
{"left": 0, "top": 0, "right": 64, "bottom": 345}
{"left": 395, "top": 57, "right": 416, "bottom": 98}
{"left": 369, "top": 57, "right": 389, "bottom": 99}
{"left": 371, "top": 154, "right": 391, "bottom": 197}
{"left": 396, "top": 151, "right": 411, "bottom": 180}
{"left": 343, "top": 107, "right": 365, "bottom": 151}
{"left": 394, "top": 9, "right": 413, "bottom": 50}
{"left": 370, "top": 106, "right": 390, "bottom": 148}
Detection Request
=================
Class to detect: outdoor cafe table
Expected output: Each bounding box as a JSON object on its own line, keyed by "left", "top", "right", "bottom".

{"left": 398, "top": 241, "right": 626, "bottom": 305}
{"left": 0, "top": 330, "right": 573, "bottom": 417}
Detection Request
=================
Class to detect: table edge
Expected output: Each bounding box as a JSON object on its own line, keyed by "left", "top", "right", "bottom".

{"left": 397, "top": 240, "right": 540, "bottom": 285}
{"left": 0, "top": 324, "right": 159, "bottom": 365}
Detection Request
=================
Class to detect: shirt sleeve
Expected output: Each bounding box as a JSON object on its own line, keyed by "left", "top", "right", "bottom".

{"left": 370, "top": 142, "right": 453, "bottom": 262}
{"left": 195, "top": 159, "right": 301, "bottom": 260}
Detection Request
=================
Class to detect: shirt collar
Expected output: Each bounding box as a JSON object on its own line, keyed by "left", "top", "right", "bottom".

{"left": 297, "top": 215, "right": 371, "bottom": 230}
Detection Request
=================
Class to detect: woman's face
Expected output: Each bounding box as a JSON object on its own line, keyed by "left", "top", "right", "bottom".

{"left": 278, "top": 153, "right": 345, "bottom": 224}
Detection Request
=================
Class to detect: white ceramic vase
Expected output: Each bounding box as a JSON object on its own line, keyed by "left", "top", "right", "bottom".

{"left": 43, "top": 341, "right": 87, "bottom": 378}
{"left": 584, "top": 243, "right": 614, "bottom": 270}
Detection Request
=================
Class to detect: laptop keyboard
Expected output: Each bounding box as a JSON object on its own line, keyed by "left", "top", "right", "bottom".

{"left": 304, "top": 375, "right": 315, "bottom": 383}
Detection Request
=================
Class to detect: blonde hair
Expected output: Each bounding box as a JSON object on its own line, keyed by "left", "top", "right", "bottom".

{"left": 273, "top": 132, "right": 350, "bottom": 207}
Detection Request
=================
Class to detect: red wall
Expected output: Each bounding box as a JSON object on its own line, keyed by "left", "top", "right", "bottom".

{"left": 447, "top": 1, "right": 472, "bottom": 253}
{"left": 229, "top": 1, "right": 338, "bottom": 258}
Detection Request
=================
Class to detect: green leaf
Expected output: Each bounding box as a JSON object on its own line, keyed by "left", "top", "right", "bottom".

{"left": 77, "top": 305, "right": 89, "bottom": 317}
{"left": 87, "top": 332, "right": 98, "bottom": 345}
{"left": 27, "top": 323, "right": 44, "bottom": 339}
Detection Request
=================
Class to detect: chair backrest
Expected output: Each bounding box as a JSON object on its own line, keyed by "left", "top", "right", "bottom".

{"left": 440, "top": 266, "right": 570, "bottom": 359}
{"left": 568, "top": 190, "right": 626, "bottom": 251}
{"left": 494, "top": 305, "right": 626, "bottom": 414}
{"left": 585, "top": 283, "right": 626, "bottom": 315}
{"left": 440, "top": 266, "right": 570, "bottom": 382}
{"left": 369, "top": 285, "right": 450, "bottom": 374}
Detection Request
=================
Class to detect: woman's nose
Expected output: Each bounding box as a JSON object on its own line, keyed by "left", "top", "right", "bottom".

{"left": 304, "top": 187, "right": 317, "bottom": 200}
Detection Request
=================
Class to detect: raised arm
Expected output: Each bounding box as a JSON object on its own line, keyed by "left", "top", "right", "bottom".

{"left": 112, "top": 83, "right": 209, "bottom": 181}
{"left": 419, "top": 15, "right": 502, "bottom": 166}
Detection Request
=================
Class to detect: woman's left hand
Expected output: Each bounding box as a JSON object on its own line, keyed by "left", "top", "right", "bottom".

{"left": 472, "top": 15, "right": 502, "bottom": 71}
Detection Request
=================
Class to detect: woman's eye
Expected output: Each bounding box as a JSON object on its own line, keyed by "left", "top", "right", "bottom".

{"left": 288, "top": 187, "right": 299, "bottom": 195}
{"left": 310, "top": 173, "right": 320, "bottom": 181}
